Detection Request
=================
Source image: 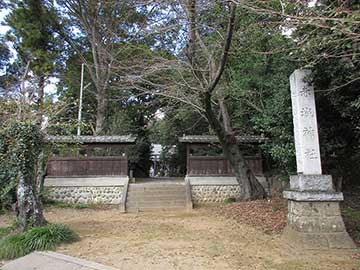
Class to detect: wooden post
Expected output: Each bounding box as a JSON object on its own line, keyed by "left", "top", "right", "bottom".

{"left": 77, "top": 63, "right": 84, "bottom": 136}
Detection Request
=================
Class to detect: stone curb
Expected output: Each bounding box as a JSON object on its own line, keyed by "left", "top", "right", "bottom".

{"left": 35, "top": 251, "right": 118, "bottom": 270}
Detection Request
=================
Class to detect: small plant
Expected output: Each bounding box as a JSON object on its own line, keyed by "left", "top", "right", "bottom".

{"left": 224, "top": 197, "right": 236, "bottom": 204}
{"left": 343, "top": 207, "right": 360, "bottom": 220}
{"left": 0, "top": 224, "right": 79, "bottom": 260}
{"left": 39, "top": 188, "right": 52, "bottom": 204}
{"left": 73, "top": 203, "right": 91, "bottom": 209}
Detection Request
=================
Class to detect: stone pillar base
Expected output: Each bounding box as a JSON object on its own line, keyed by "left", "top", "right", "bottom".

{"left": 282, "top": 227, "right": 355, "bottom": 250}
{"left": 283, "top": 200, "right": 356, "bottom": 249}
{"left": 283, "top": 175, "right": 356, "bottom": 249}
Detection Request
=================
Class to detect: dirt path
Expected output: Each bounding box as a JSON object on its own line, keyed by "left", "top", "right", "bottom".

{"left": 42, "top": 206, "right": 359, "bottom": 270}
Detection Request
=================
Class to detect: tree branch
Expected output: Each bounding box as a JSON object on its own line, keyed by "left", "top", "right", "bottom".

{"left": 207, "top": 3, "right": 236, "bottom": 94}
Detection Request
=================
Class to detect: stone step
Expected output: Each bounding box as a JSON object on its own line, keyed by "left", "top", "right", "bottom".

{"left": 126, "top": 201, "right": 186, "bottom": 208}
{"left": 126, "top": 205, "right": 187, "bottom": 212}
{"left": 126, "top": 204, "right": 186, "bottom": 212}
{"left": 128, "top": 191, "right": 185, "bottom": 195}
{"left": 125, "top": 183, "right": 188, "bottom": 212}
{"left": 128, "top": 189, "right": 185, "bottom": 196}
{"left": 126, "top": 200, "right": 185, "bottom": 206}
{"left": 128, "top": 188, "right": 186, "bottom": 193}
{"left": 126, "top": 206, "right": 187, "bottom": 212}
{"left": 128, "top": 185, "right": 185, "bottom": 191}
{"left": 127, "top": 194, "right": 186, "bottom": 201}
{"left": 135, "top": 177, "right": 184, "bottom": 182}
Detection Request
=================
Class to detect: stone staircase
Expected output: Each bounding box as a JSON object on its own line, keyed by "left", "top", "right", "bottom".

{"left": 125, "top": 182, "right": 188, "bottom": 212}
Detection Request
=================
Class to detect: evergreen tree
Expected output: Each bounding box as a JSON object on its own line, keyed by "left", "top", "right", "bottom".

{"left": 5, "top": 0, "right": 62, "bottom": 123}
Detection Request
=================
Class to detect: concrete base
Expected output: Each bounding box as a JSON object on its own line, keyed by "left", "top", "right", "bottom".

{"left": 44, "top": 176, "right": 128, "bottom": 187}
{"left": 283, "top": 226, "right": 356, "bottom": 250}
{"left": 283, "top": 175, "right": 356, "bottom": 249}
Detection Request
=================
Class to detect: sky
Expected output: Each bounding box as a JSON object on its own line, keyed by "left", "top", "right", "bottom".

{"left": 0, "top": 9, "right": 9, "bottom": 34}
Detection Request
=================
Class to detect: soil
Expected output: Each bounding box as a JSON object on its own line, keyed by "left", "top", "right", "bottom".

{"left": 37, "top": 206, "right": 358, "bottom": 270}
{"left": 222, "top": 198, "right": 288, "bottom": 235}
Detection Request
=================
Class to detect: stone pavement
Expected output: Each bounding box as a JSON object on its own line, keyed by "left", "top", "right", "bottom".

{"left": 0, "top": 251, "right": 117, "bottom": 270}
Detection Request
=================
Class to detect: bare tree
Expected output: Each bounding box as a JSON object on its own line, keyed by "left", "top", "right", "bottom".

{"left": 54, "top": 0, "right": 117, "bottom": 134}
{"left": 117, "top": 0, "right": 266, "bottom": 200}
{"left": 184, "top": 1, "right": 265, "bottom": 199}
{"left": 53, "top": 0, "right": 161, "bottom": 134}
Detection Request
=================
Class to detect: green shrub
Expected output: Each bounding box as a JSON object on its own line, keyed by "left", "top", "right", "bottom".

{"left": 0, "top": 225, "right": 17, "bottom": 239}
{"left": 0, "top": 234, "right": 28, "bottom": 259}
{"left": 224, "top": 197, "right": 236, "bottom": 204}
{"left": 0, "top": 224, "right": 79, "bottom": 259}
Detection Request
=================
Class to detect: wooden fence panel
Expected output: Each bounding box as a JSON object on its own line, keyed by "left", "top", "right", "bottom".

{"left": 188, "top": 156, "right": 263, "bottom": 176}
{"left": 47, "top": 156, "right": 128, "bottom": 176}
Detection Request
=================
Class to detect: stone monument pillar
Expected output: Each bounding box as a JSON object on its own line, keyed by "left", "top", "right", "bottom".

{"left": 283, "top": 69, "right": 355, "bottom": 249}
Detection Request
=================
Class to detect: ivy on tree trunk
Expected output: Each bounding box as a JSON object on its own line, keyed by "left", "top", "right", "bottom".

{"left": 17, "top": 174, "right": 47, "bottom": 231}
{"left": 0, "top": 122, "right": 47, "bottom": 231}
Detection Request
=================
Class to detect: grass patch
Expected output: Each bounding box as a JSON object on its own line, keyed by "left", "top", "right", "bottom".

{"left": 0, "top": 223, "right": 79, "bottom": 260}
{"left": 73, "top": 203, "right": 91, "bottom": 209}
{"left": 44, "top": 201, "right": 92, "bottom": 210}
{"left": 224, "top": 197, "right": 236, "bottom": 204}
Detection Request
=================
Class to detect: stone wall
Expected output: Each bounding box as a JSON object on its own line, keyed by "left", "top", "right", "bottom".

{"left": 44, "top": 176, "right": 127, "bottom": 205}
{"left": 45, "top": 186, "right": 124, "bottom": 204}
{"left": 191, "top": 185, "right": 241, "bottom": 203}
{"left": 186, "top": 176, "right": 265, "bottom": 204}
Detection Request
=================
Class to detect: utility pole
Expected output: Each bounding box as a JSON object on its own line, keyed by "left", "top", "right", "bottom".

{"left": 77, "top": 63, "right": 84, "bottom": 136}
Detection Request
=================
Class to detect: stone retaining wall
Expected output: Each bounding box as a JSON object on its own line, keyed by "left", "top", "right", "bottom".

{"left": 187, "top": 176, "right": 268, "bottom": 204}
{"left": 45, "top": 186, "right": 124, "bottom": 204}
{"left": 191, "top": 185, "right": 241, "bottom": 203}
{"left": 44, "top": 176, "right": 127, "bottom": 205}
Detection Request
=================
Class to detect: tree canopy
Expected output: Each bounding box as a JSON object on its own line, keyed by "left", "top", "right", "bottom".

{"left": 0, "top": 0, "right": 359, "bottom": 195}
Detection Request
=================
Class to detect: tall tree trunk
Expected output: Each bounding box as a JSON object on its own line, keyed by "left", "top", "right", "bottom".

{"left": 36, "top": 150, "right": 48, "bottom": 193}
{"left": 186, "top": 0, "right": 196, "bottom": 65}
{"left": 17, "top": 173, "right": 47, "bottom": 232}
{"left": 36, "top": 76, "right": 45, "bottom": 126}
{"left": 221, "top": 139, "right": 265, "bottom": 200}
{"left": 95, "top": 88, "right": 107, "bottom": 135}
{"left": 204, "top": 92, "right": 265, "bottom": 200}
{"left": 219, "top": 98, "right": 232, "bottom": 133}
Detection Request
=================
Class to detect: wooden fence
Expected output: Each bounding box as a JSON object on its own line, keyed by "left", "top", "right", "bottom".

{"left": 187, "top": 156, "right": 263, "bottom": 176}
{"left": 47, "top": 156, "right": 128, "bottom": 177}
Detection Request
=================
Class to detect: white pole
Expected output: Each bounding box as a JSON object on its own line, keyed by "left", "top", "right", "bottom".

{"left": 77, "top": 63, "right": 84, "bottom": 136}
